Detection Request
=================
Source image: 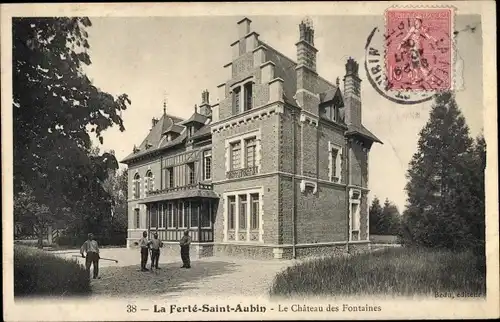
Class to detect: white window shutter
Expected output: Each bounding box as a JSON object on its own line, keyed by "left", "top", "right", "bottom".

{"left": 337, "top": 147, "right": 343, "bottom": 183}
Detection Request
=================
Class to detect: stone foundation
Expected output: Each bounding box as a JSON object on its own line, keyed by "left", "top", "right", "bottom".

{"left": 127, "top": 239, "right": 371, "bottom": 260}
{"left": 126, "top": 241, "right": 214, "bottom": 259}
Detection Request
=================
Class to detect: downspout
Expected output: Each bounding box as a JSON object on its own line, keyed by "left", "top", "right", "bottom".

{"left": 292, "top": 110, "right": 297, "bottom": 259}
{"left": 345, "top": 136, "right": 350, "bottom": 254}
{"left": 160, "top": 155, "right": 163, "bottom": 190}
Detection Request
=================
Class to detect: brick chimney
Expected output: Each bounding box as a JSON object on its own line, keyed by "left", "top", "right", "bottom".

{"left": 343, "top": 57, "right": 362, "bottom": 125}
{"left": 296, "top": 18, "right": 318, "bottom": 72}
{"left": 199, "top": 89, "right": 212, "bottom": 118}
{"left": 151, "top": 117, "right": 159, "bottom": 128}
{"left": 295, "top": 17, "right": 320, "bottom": 115}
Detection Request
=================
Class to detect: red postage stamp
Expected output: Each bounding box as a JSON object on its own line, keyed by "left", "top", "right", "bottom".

{"left": 385, "top": 8, "right": 454, "bottom": 91}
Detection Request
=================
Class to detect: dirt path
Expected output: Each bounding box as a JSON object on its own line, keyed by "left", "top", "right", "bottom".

{"left": 52, "top": 248, "right": 293, "bottom": 299}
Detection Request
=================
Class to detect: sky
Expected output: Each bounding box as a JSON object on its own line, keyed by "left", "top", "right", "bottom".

{"left": 84, "top": 14, "right": 483, "bottom": 212}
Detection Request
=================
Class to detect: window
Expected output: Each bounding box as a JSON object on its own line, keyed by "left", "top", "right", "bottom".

{"left": 201, "top": 200, "right": 212, "bottom": 228}
{"left": 328, "top": 142, "right": 342, "bottom": 183}
{"left": 191, "top": 201, "right": 199, "bottom": 228}
{"left": 187, "top": 162, "right": 195, "bottom": 185}
{"left": 167, "top": 203, "right": 175, "bottom": 228}
{"left": 228, "top": 196, "right": 236, "bottom": 230}
{"left": 245, "top": 137, "right": 256, "bottom": 167}
{"left": 184, "top": 201, "right": 190, "bottom": 228}
{"left": 244, "top": 82, "right": 253, "bottom": 111}
{"left": 230, "top": 141, "right": 241, "bottom": 170}
{"left": 159, "top": 204, "right": 166, "bottom": 228}
{"left": 225, "top": 191, "right": 262, "bottom": 242}
{"left": 239, "top": 195, "right": 247, "bottom": 230}
{"left": 351, "top": 203, "right": 360, "bottom": 231}
{"left": 145, "top": 171, "right": 153, "bottom": 194}
{"left": 167, "top": 167, "right": 174, "bottom": 188}
{"left": 134, "top": 208, "right": 140, "bottom": 229}
{"left": 150, "top": 204, "right": 158, "bottom": 228}
{"left": 233, "top": 87, "right": 241, "bottom": 114}
{"left": 331, "top": 149, "right": 338, "bottom": 179}
{"left": 178, "top": 201, "right": 186, "bottom": 228}
{"left": 250, "top": 193, "right": 259, "bottom": 230}
{"left": 203, "top": 151, "right": 212, "bottom": 180}
{"left": 321, "top": 104, "right": 337, "bottom": 122}
{"left": 133, "top": 173, "right": 140, "bottom": 199}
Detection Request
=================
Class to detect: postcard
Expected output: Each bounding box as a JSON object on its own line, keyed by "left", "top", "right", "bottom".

{"left": 1, "top": 1, "right": 498, "bottom": 321}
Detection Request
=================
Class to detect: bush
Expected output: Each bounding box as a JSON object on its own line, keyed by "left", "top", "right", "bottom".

{"left": 14, "top": 245, "right": 91, "bottom": 297}
{"left": 270, "top": 247, "right": 486, "bottom": 298}
{"left": 55, "top": 232, "right": 126, "bottom": 247}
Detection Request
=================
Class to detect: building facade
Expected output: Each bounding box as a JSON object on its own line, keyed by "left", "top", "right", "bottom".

{"left": 121, "top": 17, "right": 382, "bottom": 259}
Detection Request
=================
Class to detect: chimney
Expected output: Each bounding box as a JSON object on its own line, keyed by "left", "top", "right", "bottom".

{"left": 295, "top": 17, "right": 320, "bottom": 115}
{"left": 343, "top": 57, "right": 362, "bottom": 125}
{"left": 199, "top": 89, "right": 212, "bottom": 118}
{"left": 296, "top": 18, "right": 318, "bottom": 72}
{"left": 237, "top": 17, "right": 251, "bottom": 38}
{"left": 152, "top": 117, "right": 159, "bottom": 128}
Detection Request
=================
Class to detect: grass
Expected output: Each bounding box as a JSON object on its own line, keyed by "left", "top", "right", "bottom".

{"left": 14, "top": 245, "right": 91, "bottom": 297}
{"left": 269, "top": 247, "right": 486, "bottom": 298}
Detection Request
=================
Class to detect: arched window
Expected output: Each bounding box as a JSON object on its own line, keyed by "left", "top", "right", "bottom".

{"left": 133, "top": 173, "right": 140, "bottom": 199}
{"left": 145, "top": 171, "right": 154, "bottom": 194}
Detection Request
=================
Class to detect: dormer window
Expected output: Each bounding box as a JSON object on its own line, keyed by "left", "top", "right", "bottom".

{"left": 321, "top": 104, "right": 338, "bottom": 122}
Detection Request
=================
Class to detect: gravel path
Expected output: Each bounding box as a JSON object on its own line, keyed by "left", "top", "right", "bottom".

{"left": 52, "top": 248, "right": 293, "bottom": 299}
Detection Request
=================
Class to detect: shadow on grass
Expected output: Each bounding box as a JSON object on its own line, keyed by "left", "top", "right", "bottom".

{"left": 91, "top": 260, "right": 239, "bottom": 297}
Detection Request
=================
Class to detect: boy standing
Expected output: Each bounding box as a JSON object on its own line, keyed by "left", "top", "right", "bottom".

{"left": 150, "top": 233, "right": 163, "bottom": 270}
{"left": 80, "top": 233, "right": 100, "bottom": 279}
{"left": 179, "top": 230, "right": 191, "bottom": 268}
{"left": 138, "top": 231, "right": 151, "bottom": 272}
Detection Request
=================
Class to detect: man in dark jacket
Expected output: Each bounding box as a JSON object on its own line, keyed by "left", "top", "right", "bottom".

{"left": 138, "top": 231, "right": 151, "bottom": 271}
{"left": 179, "top": 230, "right": 191, "bottom": 268}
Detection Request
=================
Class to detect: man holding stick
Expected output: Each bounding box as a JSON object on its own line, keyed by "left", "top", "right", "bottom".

{"left": 80, "top": 233, "right": 100, "bottom": 279}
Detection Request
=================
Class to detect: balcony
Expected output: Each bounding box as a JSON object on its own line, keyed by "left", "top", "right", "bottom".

{"left": 141, "top": 183, "right": 217, "bottom": 203}
{"left": 148, "top": 182, "right": 213, "bottom": 196}
{"left": 226, "top": 166, "right": 258, "bottom": 179}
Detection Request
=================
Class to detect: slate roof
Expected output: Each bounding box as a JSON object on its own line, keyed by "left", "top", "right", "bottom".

{"left": 180, "top": 112, "right": 208, "bottom": 126}
{"left": 121, "top": 112, "right": 186, "bottom": 163}
{"left": 346, "top": 124, "right": 383, "bottom": 144}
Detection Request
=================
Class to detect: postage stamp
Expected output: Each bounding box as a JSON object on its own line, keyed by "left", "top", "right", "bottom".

{"left": 385, "top": 8, "right": 454, "bottom": 91}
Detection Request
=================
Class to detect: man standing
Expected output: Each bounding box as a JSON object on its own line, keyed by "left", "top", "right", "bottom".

{"left": 138, "top": 231, "right": 151, "bottom": 272}
{"left": 80, "top": 233, "right": 100, "bottom": 279}
{"left": 179, "top": 230, "right": 191, "bottom": 269}
{"left": 150, "top": 232, "right": 163, "bottom": 270}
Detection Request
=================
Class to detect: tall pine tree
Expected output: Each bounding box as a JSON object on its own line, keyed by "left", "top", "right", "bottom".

{"left": 369, "top": 196, "right": 383, "bottom": 234}
{"left": 402, "top": 92, "right": 477, "bottom": 250}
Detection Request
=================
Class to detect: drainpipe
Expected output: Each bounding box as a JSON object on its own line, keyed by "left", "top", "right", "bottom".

{"left": 292, "top": 110, "right": 297, "bottom": 259}
{"left": 345, "top": 136, "right": 350, "bottom": 254}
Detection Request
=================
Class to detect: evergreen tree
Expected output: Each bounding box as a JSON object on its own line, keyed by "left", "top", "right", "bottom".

{"left": 381, "top": 198, "right": 401, "bottom": 235}
{"left": 369, "top": 196, "right": 383, "bottom": 234}
{"left": 401, "top": 92, "right": 478, "bottom": 250}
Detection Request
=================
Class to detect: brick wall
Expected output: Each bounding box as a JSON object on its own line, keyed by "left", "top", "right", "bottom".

{"left": 349, "top": 141, "right": 368, "bottom": 187}
{"left": 293, "top": 181, "right": 347, "bottom": 244}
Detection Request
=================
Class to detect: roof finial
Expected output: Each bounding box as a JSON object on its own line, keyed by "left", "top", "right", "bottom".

{"left": 336, "top": 77, "right": 340, "bottom": 86}
{"left": 195, "top": 104, "right": 198, "bottom": 114}
{"left": 163, "top": 91, "right": 167, "bottom": 115}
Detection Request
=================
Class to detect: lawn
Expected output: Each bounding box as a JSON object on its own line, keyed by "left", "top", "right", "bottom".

{"left": 14, "top": 245, "right": 91, "bottom": 297}
{"left": 269, "top": 247, "right": 486, "bottom": 298}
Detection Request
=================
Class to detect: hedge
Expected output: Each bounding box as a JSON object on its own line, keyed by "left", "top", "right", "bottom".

{"left": 14, "top": 245, "right": 91, "bottom": 297}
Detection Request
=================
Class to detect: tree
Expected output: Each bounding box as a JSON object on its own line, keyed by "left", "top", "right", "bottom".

{"left": 14, "top": 182, "right": 54, "bottom": 248}
{"left": 369, "top": 196, "right": 383, "bottom": 234}
{"left": 401, "top": 92, "right": 479, "bottom": 250}
{"left": 381, "top": 198, "right": 401, "bottom": 235}
{"left": 13, "top": 17, "right": 131, "bottom": 234}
